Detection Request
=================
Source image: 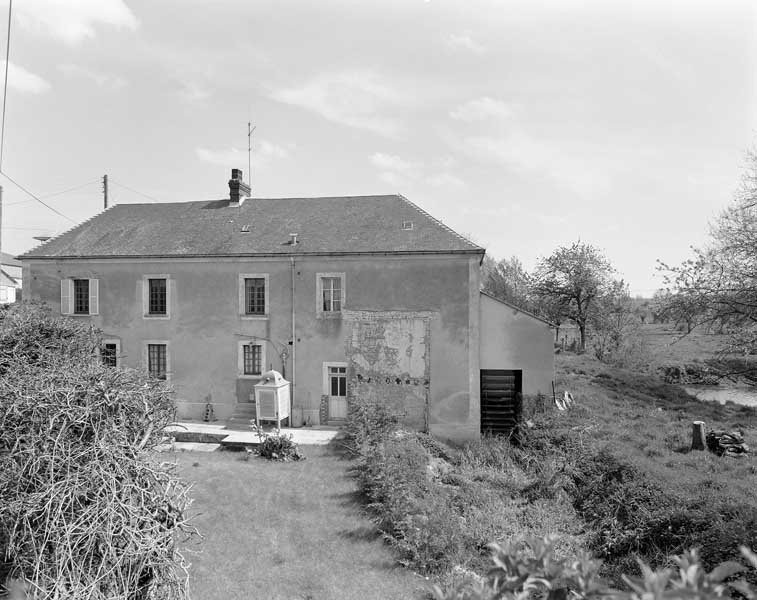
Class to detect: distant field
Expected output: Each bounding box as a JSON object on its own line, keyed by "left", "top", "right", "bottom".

{"left": 640, "top": 324, "right": 730, "bottom": 365}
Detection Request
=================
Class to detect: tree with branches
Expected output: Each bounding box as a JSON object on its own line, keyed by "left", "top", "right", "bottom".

{"left": 659, "top": 150, "right": 757, "bottom": 371}
{"left": 531, "top": 241, "right": 616, "bottom": 350}
{"left": 481, "top": 255, "right": 533, "bottom": 311}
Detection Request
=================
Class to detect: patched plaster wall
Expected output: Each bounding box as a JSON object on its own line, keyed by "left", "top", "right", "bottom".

{"left": 344, "top": 310, "right": 434, "bottom": 430}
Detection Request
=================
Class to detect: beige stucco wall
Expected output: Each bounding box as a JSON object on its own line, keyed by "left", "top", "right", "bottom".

{"left": 23, "top": 253, "right": 481, "bottom": 439}
{"left": 479, "top": 293, "right": 554, "bottom": 399}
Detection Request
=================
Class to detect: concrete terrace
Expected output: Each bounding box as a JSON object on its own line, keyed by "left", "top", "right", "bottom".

{"left": 160, "top": 421, "right": 343, "bottom": 452}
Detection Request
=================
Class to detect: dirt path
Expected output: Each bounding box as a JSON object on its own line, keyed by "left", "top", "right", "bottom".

{"left": 175, "top": 445, "right": 428, "bottom": 600}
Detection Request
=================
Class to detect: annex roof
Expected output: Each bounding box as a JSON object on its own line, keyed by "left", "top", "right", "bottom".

{"left": 480, "top": 291, "right": 556, "bottom": 327}
{"left": 20, "top": 194, "right": 483, "bottom": 259}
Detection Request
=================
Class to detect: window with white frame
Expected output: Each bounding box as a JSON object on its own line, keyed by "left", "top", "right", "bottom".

{"left": 142, "top": 275, "right": 170, "bottom": 319}
{"left": 101, "top": 339, "right": 121, "bottom": 368}
{"left": 60, "top": 278, "right": 99, "bottom": 315}
{"left": 237, "top": 341, "right": 266, "bottom": 377}
{"left": 326, "top": 365, "right": 347, "bottom": 397}
{"left": 238, "top": 274, "right": 269, "bottom": 318}
{"left": 146, "top": 342, "right": 169, "bottom": 380}
{"left": 316, "top": 273, "right": 345, "bottom": 316}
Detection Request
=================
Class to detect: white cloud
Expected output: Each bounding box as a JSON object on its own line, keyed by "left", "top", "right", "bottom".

{"left": 447, "top": 32, "right": 485, "bottom": 54}
{"left": 461, "top": 133, "right": 613, "bottom": 198}
{"left": 13, "top": 0, "right": 137, "bottom": 44}
{"left": 1, "top": 61, "right": 50, "bottom": 94}
{"left": 57, "top": 63, "right": 126, "bottom": 90}
{"left": 196, "top": 140, "right": 289, "bottom": 170}
{"left": 369, "top": 152, "right": 465, "bottom": 189}
{"left": 426, "top": 173, "right": 465, "bottom": 187}
{"left": 178, "top": 80, "right": 212, "bottom": 104}
{"left": 269, "top": 69, "right": 405, "bottom": 137}
{"left": 379, "top": 171, "right": 404, "bottom": 187}
{"left": 370, "top": 152, "right": 417, "bottom": 173}
{"left": 450, "top": 97, "right": 512, "bottom": 122}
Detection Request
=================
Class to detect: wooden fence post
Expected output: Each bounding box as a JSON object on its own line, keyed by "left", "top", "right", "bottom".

{"left": 691, "top": 421, "right": 706, "bottom": 451}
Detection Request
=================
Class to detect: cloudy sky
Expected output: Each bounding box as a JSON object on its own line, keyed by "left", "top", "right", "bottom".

{"left": 1, "top": 0, "right": 755, "bottom": 295}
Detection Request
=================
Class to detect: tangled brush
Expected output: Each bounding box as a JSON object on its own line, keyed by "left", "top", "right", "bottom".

{"left": 0, "top": 303, "right": 196, "bottom": 599}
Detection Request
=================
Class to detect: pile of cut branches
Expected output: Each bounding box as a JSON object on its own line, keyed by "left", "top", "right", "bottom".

{"left": 0, "top": 303, "right": 195, "bottom": 599}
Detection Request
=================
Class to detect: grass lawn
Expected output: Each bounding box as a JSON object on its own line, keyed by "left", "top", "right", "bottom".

{"left": 553, "top": 351, "right": 757, "bottom": 510}
{"left": 174, "top": 445, "right": 427, "bottom": 600}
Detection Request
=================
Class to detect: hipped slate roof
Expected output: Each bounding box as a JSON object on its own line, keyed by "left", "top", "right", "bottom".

{"left": 20, "top": 194, "right": 482, "bottom": 259}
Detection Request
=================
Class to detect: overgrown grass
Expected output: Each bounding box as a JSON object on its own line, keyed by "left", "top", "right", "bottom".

{"left": 347, "top": 351, "right": 757, "bottom": 591}
{"left": 347, "top": 405, "right": 586, "bottom": 587}
{"left": 543, "top": 351, "right": 757, "bottom": 584}
{"left": 175, "top": 447, "right": 426, "bottom": 600}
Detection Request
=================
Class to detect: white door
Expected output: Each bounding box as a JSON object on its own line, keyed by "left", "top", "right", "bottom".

{"left": 325, "top": 364, "right": 348, "bottom": 420}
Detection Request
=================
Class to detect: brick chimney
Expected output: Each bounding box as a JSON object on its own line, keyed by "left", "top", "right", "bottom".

{"left": 228, "top": 168, "right": 251, "bottom": 206}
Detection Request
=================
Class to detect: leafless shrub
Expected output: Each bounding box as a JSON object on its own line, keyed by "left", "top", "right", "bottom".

{"left": 0, "top": 303, "right": 195, "bottom": 599}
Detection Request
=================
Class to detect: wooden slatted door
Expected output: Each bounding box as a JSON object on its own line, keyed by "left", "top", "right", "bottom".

{"left": 480, "top": 369, "right": 522, "bottom": 435}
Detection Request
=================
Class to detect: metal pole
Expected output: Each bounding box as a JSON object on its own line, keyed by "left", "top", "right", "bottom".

{"left": 103, "top": 174, "right": 108, "bottom": 209}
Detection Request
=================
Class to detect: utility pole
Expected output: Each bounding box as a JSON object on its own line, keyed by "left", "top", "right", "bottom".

{"left": 103, "top": 174, "right": 108, "bottom": 209}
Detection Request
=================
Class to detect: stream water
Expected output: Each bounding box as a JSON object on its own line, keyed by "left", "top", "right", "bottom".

{"left": 684, "top": 385, "right": 757, "bottom": 408}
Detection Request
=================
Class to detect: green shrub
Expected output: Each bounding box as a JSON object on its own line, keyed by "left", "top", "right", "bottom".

{"left": 432, "top": 536, "right": 757, "bottom": 600}
{"left": 343, "top": 399, "right": 400, "bottom": 455}
{"left": 255, "top": 430, "right": 305, "bottom": 461}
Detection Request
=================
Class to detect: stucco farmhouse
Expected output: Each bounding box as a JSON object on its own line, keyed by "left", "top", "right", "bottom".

{"left": 20, "top": 169, "right": 553, "bottom": 442}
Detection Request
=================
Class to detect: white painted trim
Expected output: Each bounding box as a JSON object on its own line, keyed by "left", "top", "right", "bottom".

{"left": 101, "top": 338, "right": 122, "bottom": 368}
{"left": 62, "top": 277, "right": 100, "bottom": 316}
{"left": 60, "top": 278, "right": 73, "bottom": 315}
{"left": 322, "top": 362, "right": 348, "bottom": 396}
{"left": 316, "top": 272, "right": 345, "bottom": 317}
{"left": 143, "top": 340, "right": 171, "bottom": 381}
{"left": 88, "top": 278, "right": 99, "bottom": 315}
{"left": 142, "top": 274, "right": 171, "bottom": 320}
{"left": 238, "top": 273, "right": 270, "bottom": 319}
{"left": 237, "top": 340, "right": 267, "bottom": 379}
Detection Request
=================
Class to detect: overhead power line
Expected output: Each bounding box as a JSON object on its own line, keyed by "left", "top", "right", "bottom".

{"left": 5, "top": 178, "right": 100, "bottom": 206}
{"left": 1, "top": 171, "right": 76, "bottom": 223}
{"left": 0, "top": 0, "right": 11, "bottom": 171}
{"left": 110, "top": 179, "right": 161, "bottom": 203}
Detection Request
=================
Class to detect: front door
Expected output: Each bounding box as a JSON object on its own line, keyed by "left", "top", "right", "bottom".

{"left": 325, "top": 363, "right": 348, "bottom": 420}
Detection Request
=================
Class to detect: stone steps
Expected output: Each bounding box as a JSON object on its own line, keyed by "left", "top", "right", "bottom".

{"left": 226, "top": 402, "right": 257, "bottom": 431}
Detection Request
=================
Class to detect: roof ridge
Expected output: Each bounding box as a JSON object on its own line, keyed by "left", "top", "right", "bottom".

{"left": 397, "top": 194, "right": 483, "bottom": 251}
{"left": 18, "top": 203, "right": 118, "bottom": 259}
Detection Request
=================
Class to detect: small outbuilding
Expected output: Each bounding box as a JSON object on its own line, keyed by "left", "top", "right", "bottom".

{"left": 478, "top": 291, "right": 555, "bottom": 434}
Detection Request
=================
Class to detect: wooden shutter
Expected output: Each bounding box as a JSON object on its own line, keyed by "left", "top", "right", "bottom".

{"left": 60, "top": 279, "right": 73, "bottom": 315}
{"left": 89, "top": 278, "right": 99, "bottom": 315}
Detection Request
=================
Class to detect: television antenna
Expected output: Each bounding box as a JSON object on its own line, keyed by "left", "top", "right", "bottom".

{"left": 247, "top": 122, "right": 256, "bottom": 191}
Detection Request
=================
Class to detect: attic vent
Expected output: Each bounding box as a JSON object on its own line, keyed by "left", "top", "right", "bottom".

{"left": 240, "top": 224, "right": 250, "bottom": 233}
{"left": 402, "top": 220, "right": 413, "bottom": 230}
{"left": 289, "top": 232, "right": 298, "bottom": 245}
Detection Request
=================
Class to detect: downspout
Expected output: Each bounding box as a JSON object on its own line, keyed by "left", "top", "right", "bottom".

{"left": 290, "top": 256, "right": 296, "bottom": 421}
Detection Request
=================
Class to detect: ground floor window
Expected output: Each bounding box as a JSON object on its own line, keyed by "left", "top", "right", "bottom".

{"left": 243, "top": 344, "right": 263, "bottom": 375}
{"left": 102, "top": 343, "right": 118, "bottom": 367}
{"left": 148, "top": 343, "right": 167, "bottom": 380}
{"left": 238, "top": 341, "right": 266, "bottom": 378}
